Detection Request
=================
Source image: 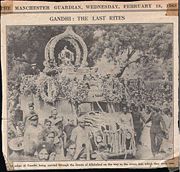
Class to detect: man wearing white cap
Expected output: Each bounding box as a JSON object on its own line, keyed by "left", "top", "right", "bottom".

{"left": 70, "top": 115, "right": 92, "bottom": 160}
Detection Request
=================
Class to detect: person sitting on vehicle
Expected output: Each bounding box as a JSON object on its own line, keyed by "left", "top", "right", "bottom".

{"left": 94, "top": 130, "right": 104, "bottom": 149}
{"left": 91, "top": 130, "right": 109, "bottom": 160}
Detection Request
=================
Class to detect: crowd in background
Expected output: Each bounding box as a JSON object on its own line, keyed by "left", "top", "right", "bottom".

{"left": 8, "top": 86, "right": 173, "bottom": 161}
{"left": 7, "top": 61, "right": 173, "bottom": 161}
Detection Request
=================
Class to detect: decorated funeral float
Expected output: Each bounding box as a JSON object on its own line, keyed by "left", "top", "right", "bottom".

{"left": 19, "top": 26, "right": 171, "bottom": 159}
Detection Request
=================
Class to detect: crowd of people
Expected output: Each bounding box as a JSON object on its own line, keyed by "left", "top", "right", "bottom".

{"left": 8, "top": 102, "right": 111, "bottom": 161}
{"left": 7, "top": 60, "right": 173, "bottom": 161}
{"left": 8, "top": 96, "right": 173, "bottom": 161}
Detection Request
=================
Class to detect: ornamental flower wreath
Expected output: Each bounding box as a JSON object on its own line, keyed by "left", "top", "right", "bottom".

{"left": 39, "top": 77, "right": 60, "bottom": 103}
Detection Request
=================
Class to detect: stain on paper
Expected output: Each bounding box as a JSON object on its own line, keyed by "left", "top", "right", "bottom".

{"left": 1, "top": 1, "right": 13, "bottom": 14}
{"left": 166, "top": 3, "right": 178, "bottom": 16}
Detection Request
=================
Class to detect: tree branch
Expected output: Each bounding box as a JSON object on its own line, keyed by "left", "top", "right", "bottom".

{"left": 127, "top": 55, "right": 147, "bottom": 66}
{"left": 116, "top": 55, "right": 148, "bottom": 78}
{"left": 126, "top": 49, "right": 136, "bottom": 61}
{"left": 127, "top": 47, "right": 130, "bottom": 56}
{"left": 129, "top": 49, "right": 136, "bottom": 58}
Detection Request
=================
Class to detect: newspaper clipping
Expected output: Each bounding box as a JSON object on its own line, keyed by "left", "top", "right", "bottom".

{"left": 1, "top": 0, "right": 179, "bottom": 170}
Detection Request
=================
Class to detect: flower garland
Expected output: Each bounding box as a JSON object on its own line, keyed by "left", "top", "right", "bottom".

{"left": 59, "top": 77, "right": 72, "bottom": 99}
{"left": 70, "top": 81, "right": 89, "bottom": 104}
{"left": 20, "top": 71, "right": 172, "bottom": 107}
{"left": 39, "top": 77, "right": 59, "bottom": 103}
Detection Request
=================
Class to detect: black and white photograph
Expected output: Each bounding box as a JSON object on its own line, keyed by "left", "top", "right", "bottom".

{"left": 6, "top": 24, "right": 174, "bottom": 162}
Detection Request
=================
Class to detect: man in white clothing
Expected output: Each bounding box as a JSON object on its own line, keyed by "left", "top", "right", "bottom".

{"left": 70, "top": 116, "right": 91, "bottom": 160}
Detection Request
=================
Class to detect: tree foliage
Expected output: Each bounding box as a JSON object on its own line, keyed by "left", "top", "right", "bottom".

{"left": 7, "top": 24, "right": 173, "bottom": 84}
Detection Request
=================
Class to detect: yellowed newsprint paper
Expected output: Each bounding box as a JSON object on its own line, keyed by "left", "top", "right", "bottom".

{"left": 1, "top": 0, "right": 179, "bottom": 170}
